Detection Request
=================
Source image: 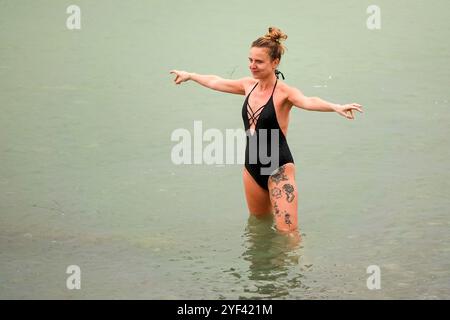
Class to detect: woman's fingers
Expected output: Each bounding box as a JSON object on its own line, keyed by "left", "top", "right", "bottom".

{"left": 170, "top": 70, "right": 189, "bottom": 85}
{"left": 337, "top": 103, "right": 363, "bottom": 119}
{"left": 341, "top": 109, "right": 353, "bottom": 119}
{"left": 346, "top": 111, "right": 353, "bottom": 119}
{"left": 170, "top": 70, "right": 181, "bottom": 84}
{"left": 339, "top": 110, "right": 352, "bottom": 119}
{"left": 351, "top": 103, "right": 363, "bottom": 113}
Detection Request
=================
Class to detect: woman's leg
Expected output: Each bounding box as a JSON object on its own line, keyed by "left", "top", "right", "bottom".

{"left": 242, "top": 167, "right": 273, "bottom": 216}
{"left": 268, "top": 163, "right": 298, "bottom": 232}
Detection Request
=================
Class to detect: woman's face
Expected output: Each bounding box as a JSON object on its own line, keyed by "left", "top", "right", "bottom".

{"left": 248, "top": 47, "right": 279, "bottom": 79}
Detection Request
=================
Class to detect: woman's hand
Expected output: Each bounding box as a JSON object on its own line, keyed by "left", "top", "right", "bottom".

{"left": 333, "top": 103, "right": 363, "bottom": 120}
{"left": 170, "top": 70, "right": 191, "bottom": 85}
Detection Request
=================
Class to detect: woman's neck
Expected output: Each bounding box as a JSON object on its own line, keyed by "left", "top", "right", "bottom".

{"left": 257, "top": 73, "right": 277, "bottom": 92}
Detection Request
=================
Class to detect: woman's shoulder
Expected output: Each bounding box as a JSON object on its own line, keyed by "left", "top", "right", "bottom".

{"left": 276, "top": 80, "right": 294, "bottom": 92}
{"left": 276, "top": 80, "right": 293, "bottom": 98}
{"left": 242, "top": 77, "right": 257, "bottom": 86}
{"left": 242, "top": 77, "right": 258, "bottom": 94}
{"left": 276, "top": 81, "right": 298, "bottom": 109}
{"left": 277, "top": 81, "right": 304, "bottom": 99}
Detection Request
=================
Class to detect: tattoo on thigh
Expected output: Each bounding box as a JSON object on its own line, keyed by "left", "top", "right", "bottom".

{"left": 282, "top": 183, "right": 295, "bottom": 203}
{"left": 283, "top": 211, "right": 292, "bottom": 226}
{"left": 271, "top": 187, "right": 282, "bottom": 199}
{"left": 270, "top": 166, "right": 288, "bottom": 185}
{"left": 273, "top": 202, "right": 280, "bottom": 216}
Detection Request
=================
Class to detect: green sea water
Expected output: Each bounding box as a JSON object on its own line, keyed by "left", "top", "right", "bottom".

{"left": 0, "top": 0, "right": 449, "bottom": 299}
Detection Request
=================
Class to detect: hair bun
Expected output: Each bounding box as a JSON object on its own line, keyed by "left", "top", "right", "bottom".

{"left": 265, "top": 26, "right": 288, "bottom": 43}
{"left": 251, "top": 26, "right": 288, "bottom": 61}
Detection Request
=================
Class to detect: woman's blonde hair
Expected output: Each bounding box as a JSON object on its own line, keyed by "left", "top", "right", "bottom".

{"left": 251, "top": 26, "right": 288, "bottom": 61}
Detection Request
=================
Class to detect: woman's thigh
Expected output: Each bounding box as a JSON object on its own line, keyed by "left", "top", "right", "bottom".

{"left": 242, "top": 167, "right": 272, "bottom": 216}
{"left": 267, "top": 163, "right": 298, "bottom": 232}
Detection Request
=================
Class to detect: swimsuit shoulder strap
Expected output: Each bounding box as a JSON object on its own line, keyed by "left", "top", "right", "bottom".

{"left": 270, "top": 79, "right": 278, "bottom": 97}
{"left": 247, "top": 82, "right": 259, "bottom": 96}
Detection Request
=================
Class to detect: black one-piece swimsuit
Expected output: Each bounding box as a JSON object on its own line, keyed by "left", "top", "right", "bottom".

{"left": 241, "top": 79, "right": 294, "bottom": 191}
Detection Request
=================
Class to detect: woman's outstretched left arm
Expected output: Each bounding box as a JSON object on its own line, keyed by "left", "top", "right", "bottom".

{"left": 287, "top": 86, "right": 363, "bottom": 120}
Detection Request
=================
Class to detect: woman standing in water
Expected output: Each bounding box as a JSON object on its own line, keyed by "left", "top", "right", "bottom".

{"left": 170, "top": 27, "right": 362, "bottom": 233}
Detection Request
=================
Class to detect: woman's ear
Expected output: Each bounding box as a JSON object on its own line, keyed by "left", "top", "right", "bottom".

{"left": 272, "top": 58, "right": 280, "bottom": 69}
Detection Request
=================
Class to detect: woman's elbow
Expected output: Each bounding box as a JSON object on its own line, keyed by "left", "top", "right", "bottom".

{"left": 296, "top": 97, "right": 314, "bottom": 110}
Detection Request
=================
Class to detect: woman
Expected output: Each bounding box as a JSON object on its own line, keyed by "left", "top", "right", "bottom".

{"left": 170, "top": 27, "right": 362, "bottom": 233}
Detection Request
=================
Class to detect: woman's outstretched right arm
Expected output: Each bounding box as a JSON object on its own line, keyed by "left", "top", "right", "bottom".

{"left": 170, "top": 70, "right": 250, "bottom": 95}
